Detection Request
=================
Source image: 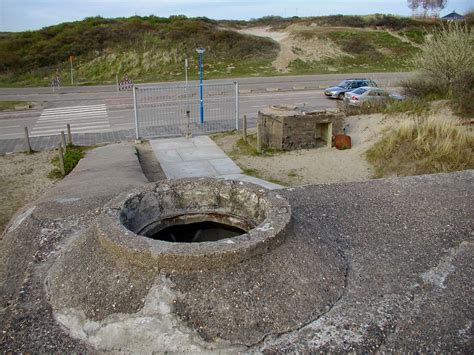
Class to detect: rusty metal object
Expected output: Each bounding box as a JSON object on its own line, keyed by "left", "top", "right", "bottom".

{"left": 335, "top": 134, "right": 352, "bottom": 150}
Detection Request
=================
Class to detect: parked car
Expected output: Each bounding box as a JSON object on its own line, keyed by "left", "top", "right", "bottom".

{"left": 343, "top": 86, "right": 404, "bottom": 106}
{"left": 324, "top": 79, "right": 378, "bottom": 100}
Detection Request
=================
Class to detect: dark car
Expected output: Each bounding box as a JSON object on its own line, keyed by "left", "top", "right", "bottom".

{"left": 324, "top": 79, "right": 378, "bottom": 100}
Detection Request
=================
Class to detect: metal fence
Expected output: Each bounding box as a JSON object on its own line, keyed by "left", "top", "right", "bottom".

{"left": 133, "top": 81, "right": 239, "bottom": 139}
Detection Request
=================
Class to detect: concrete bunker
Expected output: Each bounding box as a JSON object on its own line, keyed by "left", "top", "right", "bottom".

{"left": 258, "top": 105, "right": 344, "bottom": 151}
{"left": 98, "top": 178, "right": 292, "bottom": 271}
{"left": 46, "top": 178, "right": 347, "bottom": 348}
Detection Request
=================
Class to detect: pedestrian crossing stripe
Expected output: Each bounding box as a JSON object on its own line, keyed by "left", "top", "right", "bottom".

{"left": 30, "top": 104, "right": 111, "bottom": 137}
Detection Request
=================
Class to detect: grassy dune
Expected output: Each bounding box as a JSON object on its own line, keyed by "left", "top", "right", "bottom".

{"left": 0, "top": 14, "right": 439, "bottom": 86}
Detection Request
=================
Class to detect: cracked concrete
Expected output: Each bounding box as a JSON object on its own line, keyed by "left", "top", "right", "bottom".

{"left": 0, "top": 142, "right": 472, "bottom": 352}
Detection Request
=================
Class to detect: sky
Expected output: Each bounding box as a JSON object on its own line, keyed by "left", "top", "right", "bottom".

{"left": 0, "top": 0, "right": 472, "bottom": 32}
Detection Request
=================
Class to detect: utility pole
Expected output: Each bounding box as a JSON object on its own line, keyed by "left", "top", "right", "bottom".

{"left": 185, "top": 57, "right": 190, "bottom": 133}
{"left": 195, "top": 48, "right": 205, "bottom": 124}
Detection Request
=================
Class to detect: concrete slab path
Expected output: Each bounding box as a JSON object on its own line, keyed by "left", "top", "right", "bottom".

{"left": 149, "top": 136, "right": 282, "bottom": 190}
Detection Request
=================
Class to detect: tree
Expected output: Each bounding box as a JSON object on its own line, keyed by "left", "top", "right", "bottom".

{"left": 408, "top": 0, "right": 447, "bottom": 17}
{"left": 408, "top": 0, "right": 421, "bottom": 15}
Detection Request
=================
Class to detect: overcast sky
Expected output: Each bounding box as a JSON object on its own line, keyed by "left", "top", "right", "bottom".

{"left": 0, "top": 0, "right": 472, "bottom": 32}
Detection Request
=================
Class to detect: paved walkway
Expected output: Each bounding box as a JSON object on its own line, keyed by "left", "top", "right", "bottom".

{"left": 0, "top": 129, "right": 136, "bottom": 154}
{"left": 150, "top": 136, "right": 282, "bottom": 190}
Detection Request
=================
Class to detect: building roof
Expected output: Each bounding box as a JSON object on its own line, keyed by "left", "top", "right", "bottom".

{"left": 442, "top": 11, "right": 464, "bottom": 20}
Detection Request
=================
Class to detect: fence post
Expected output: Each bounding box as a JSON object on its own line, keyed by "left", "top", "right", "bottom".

{"left": 256, "top": 120, "right": 263, "bottom": 154}
{"left": 133, "top": 86, "right": 139, "bottom": 140}
{"left": 60, "top": 131, "right": 67, "bottom": 151}
{"left": 186, "top": 110, "right": 192, "bottom": 138}
{"left": 235, "top": 81, "right": 239, "bottom": 130}
{"left": 66, "top": 124, "right": 73, "bottom": 146}
{"left": 243, "top": 115, "right": 247, "bottom": 143}
{"left": 116, "top": 74, "right": 119, "bottom": 93}
{"left": 58, "top": 143, "right": 66, "bottom": 176}
{"left": 24, "top": 127, "right": 32, "bottom": 154}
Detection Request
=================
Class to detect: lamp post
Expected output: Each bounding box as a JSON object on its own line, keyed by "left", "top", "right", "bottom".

{"left": 196, "top": 47, "right": 205, "bottom": 124}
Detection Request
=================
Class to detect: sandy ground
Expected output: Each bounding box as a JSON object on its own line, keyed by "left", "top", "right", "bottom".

{"left": 237, "top": 25, "right": 345, "bottom": 72}
{"left": 214, "top": 113, "right": 394, "bottom": 186}
{"left": 0, "top": 150, "right": 58, "bottom": 234}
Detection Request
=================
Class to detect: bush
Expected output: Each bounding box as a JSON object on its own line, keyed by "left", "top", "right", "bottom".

{"left": 401, "top": 78, "right": 445, "bottom": 99}
{"left": 366, "top": 114, "right": 474, "bottom": 177}
{"left": 411, "top": 22, "right": 474, "bottom": 95}
{"left": 465, "top": 10, "right": 474, "bottom": 27}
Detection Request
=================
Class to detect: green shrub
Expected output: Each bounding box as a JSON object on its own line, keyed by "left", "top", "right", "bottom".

{"left": 410, "top": 22, "right": 474, "bottom": 95}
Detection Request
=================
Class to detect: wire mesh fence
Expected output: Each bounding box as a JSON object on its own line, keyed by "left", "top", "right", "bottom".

{"left": 134, "top": 81, "right": 239, "bottom": 139}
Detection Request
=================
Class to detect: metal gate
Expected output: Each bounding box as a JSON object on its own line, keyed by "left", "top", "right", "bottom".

{"left": 133, "top": 81, "right": 239, "bottom": 139}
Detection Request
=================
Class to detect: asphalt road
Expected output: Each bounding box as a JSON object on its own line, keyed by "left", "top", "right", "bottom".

{"left": 0, "top": 72, "right": 412, "bottom": 150}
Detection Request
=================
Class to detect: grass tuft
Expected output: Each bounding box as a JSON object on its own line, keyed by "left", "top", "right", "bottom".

{"left": 48, "top": 145, "right": 92, "bottom": 178}
{"left": 366, "top": 114, "right": 474, "bottom": 178}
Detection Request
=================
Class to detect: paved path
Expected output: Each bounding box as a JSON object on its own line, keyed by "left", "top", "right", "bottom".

{"left": 150, "top": 136, "right": 282, "bottom": 190}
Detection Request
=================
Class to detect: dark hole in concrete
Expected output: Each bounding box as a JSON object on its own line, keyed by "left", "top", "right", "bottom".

{"left": 149, "top": 221, "right": 246, "bottom": 243}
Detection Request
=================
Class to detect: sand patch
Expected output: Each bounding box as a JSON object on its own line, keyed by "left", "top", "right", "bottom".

{"left": 214, "top": 114, "right": 397, "bottom": 186}
{"left": 0, "top": 150, "right": 57, "bottom": 234}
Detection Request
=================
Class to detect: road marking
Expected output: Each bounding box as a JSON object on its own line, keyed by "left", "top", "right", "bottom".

{"left": 31, "top": 104, "right": 110, "bottom": 137}
{"left": 2, "top": 125, "right": 21, "bottom": 129}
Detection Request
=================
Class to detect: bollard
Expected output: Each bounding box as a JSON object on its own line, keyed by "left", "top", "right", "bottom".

{"left": 256, "top": 121, "right": 263, "bottom": 154}
{"left": 67, "top": 124, "right": 73, "bottom": 146}
{"left": 24, "top": 127, "right": 32, "bottom": 154}
{"left": 58, "top": 143, "right": 66, "bottom": 176}
{"left": 243, "top": 115, "right": 248, "bottom": 143}
{"left": 60, "top": 131, "right": 67, "bottom": 151}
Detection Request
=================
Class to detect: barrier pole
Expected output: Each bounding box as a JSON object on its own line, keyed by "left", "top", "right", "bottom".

{"left": 133, "top": 86, "right": 139, "bottom": 140}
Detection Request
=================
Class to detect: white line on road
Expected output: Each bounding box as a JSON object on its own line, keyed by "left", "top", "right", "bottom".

{"left": 42, "top": 104, "right": 106, "bottom": 112}
{"left": 31, "top": 103, "right": 111, "bottom": 137}
{"left": 37, "top": 113, "right": 108, "bottom": 122}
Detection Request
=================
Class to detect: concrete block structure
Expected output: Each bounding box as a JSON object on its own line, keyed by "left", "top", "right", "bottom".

{"left": 258, "top": 105, "right": 344, "bottom": 151}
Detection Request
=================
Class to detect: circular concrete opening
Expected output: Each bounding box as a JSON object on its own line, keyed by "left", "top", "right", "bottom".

{"left": 142, "top": 214, "right": 249, "bottom": 243}
{"left": 98, "top": 178, "right": 291, "bottom": 271}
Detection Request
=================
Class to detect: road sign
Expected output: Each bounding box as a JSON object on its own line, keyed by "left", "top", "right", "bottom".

{"left": 118, "top": 73, "right": 134, "bottom": 91}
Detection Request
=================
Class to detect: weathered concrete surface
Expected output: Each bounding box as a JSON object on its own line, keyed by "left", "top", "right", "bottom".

{"left": 0, "top": 143, "right": 148, "bottom": 352}
{"left": 0, "top": 137, "right": 472, "bottom": 352}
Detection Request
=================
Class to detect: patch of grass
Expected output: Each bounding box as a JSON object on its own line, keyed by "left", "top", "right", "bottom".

{"left": 0, "top": 101, "right": 27, "bottom": 110}
{"left": 242, "top": 167, "right": 259, "bottom": 176}
{"left": 339, "top": 98, "right": 430, "bottom": 117}
{"left": 48, "top": 145, "right": 93, "bottom": 178}
{"left": 287, "top": 169, "right": 299, "bottom": 178}
{"left": 209, "top": 130, "right": 238, "bottom": 140}
{"left": 366, "top": 114, "right": 474, "bottom": 178}
{"left": 383, "top": 98, "right": 431, "bottom": 116}
{"left": 399, "top": 28, "right": 425, "bottom": 44}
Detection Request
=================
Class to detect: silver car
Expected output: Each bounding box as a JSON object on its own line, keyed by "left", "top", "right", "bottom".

{"left": 343, "top": 86, "right": 404, "bottom": 106}
{"left": 324, "top": 79, "right": 378, "bottom": 100}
